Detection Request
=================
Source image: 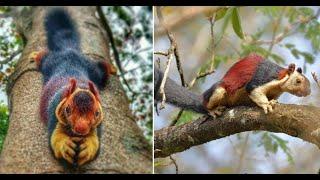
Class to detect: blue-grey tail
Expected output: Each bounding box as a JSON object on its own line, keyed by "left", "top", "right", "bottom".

{"left": 154, "top": 67, "right": 208, "bottom": 114}
{"left": 45, "top": 8, "right": 80, "bottom": 51}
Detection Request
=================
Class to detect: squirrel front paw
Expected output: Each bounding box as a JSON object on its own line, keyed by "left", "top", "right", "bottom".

{"left": 29, "top": 50, "right": 47, "bottom": 67}
{"left": 51, "top": 134, "right": 77, "bottom": 164}
{"left": 261, "top": 100, "right": 278, "bottom": 114}
{"left": 269, "top": 99, "right": 278, "bottom": 106}
{"left": 208, "top": 106, "right": 226, "bottom": 118}
{"left": 261, "top": 103, "right": 273, "bottom": 114}
{"left": 77, "top": 132, "right": 99, "bottom": 166}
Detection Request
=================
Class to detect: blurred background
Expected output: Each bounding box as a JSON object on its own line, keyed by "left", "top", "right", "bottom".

{"left": 0, "top": 6, "right": 153, "bottom": 152}
{"left": 154, "top": 6, "right": 320, "bottom": 174}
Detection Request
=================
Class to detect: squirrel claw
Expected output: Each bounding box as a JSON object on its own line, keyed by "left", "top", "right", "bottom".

{"left": 77, "top": 135, "right": 99, "bottom": 166}
{"left": 262, "top": 103, "right": 274, "bottom": 114}
{"left": 209, "top": 106, "right": 226, "bottom": 118}
{"left": 269, "top": 99, "right": 278, "bottom": 107}
{"left": 52, "top": 137, "right": 77, "bottom": 164}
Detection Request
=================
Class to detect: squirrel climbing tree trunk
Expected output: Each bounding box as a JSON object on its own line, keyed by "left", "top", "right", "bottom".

{"left": 0, "top": 6, "right": 152, "bottom": 173}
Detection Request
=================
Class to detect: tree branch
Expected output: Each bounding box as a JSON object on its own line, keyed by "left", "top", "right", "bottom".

{"left": 154, "top": 103, "right": 320, "bottom": 158}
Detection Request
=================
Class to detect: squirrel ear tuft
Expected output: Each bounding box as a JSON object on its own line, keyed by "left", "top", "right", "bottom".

{"left": 65, "top": 78, "right": 77, "bottom": 97}
{"left": 288, "top": 63, "right": 296, "bottom": 74}
{"left": 297, "top": 67, "right": 302, "bottom": 73}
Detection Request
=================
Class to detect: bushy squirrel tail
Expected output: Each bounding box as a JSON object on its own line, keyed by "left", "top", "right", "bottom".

{"left": 154, "top": 67, "right": 208, "bottom": 114}
{"left": 45, "top": 8, "right": 80, "bottom": 51}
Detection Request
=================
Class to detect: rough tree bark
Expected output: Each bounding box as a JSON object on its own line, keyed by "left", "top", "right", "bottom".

{"left": 0, "top": 6, "right": 152, "bottom": 173}
{"left": 155, "top": 104, "right": 320, "bottom": 158}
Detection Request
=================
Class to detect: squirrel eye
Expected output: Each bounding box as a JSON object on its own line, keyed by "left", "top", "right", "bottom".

{"left": 296, "top": 79, "right": 302, "bottom": 84}
{"left": 64, "top": 106, "right": 71, "bottom": 116}
{"left": 95, "top": 111, "right": 100, "bottom": 118}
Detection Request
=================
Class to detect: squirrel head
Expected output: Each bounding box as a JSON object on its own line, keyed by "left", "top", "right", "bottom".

{"left": 55, "top": 78, "right": 103, "bottom": 136}
{"left": 280, "top": 64, "right": 311, "bottom": 97}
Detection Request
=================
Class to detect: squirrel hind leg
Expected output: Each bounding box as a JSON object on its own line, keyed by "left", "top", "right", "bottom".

{"left": 98, "top": 61, "right": 117, "bottom": 76}
{"left": 206, "top": 86, "right": 227, "bottom": 110}
{"left": 94, "top": 61, "right": 117, "bottom": 89}
{"left": 29, "top": 49, "right": 48, "bottom": 68}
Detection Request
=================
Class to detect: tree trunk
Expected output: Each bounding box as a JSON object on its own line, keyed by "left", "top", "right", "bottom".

{"left": 0, "top": 6, "right": 152, "bottom": 174}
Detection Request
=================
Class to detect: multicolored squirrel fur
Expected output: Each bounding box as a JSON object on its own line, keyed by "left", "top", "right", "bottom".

{"left": 30, "top": 8, "right": 116, "bottom": 166}
{"left": 155, "top": 54, "right": 311, "bottom": 116}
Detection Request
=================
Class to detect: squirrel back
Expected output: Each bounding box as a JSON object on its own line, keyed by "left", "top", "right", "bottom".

{"left": 45, "top": 8, "right": 80, "bottom": 52}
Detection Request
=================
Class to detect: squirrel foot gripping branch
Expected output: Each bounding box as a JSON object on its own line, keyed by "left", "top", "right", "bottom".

{"left": 30, "top": 8, "right": 116, "bottom": 167}
{"left": 155, "top": 54, "right": 311, "bottom": 117}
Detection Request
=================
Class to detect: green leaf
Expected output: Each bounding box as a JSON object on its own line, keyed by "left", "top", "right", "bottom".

{"left": 240, "top": 44, "right": 269, "bottom": 58}
{"left": 300, "top": 52, "right": 315, "bottom": 64}
{"left": 0, "top": 101, "right": 9, "bottom": 153}
{"left": 215, "top": 8, "right": 228, "bottom": 21}
{"left": 291, "top": 49, "right": 300, "bottom": 59}
{"left": 231, "top": 8, "right": 244, "bottom": 39}
{"left": 270, "top": 134, "right": 294, "bottom": 164}
{"left": 214, "top": 8, "right": 233, "bottom": 47}
{"left": 214, "top": 55, "right": 228, "bottom": 68}
{"left": 175, "top": 111, "right": 202, "bottom": 126}
{"left": 285, "top": 43, "right": 295, "bottom": 49}
{"left": 298, "top": 7, "right": 314, "bottom": 17}
{"left": 255, "top": 6, "right": 282, "bottom": 18}
{"left": 270, "top": 53, "right": 285, "bottom": 64}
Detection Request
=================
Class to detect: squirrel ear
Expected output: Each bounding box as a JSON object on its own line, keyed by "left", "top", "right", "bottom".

{"left": 288, "top": 63, "right": 296, "bottom": 74}
{"left": 88, "top": 81, "right": 101, "bottom": 102}
{"left": 297, "top": 67, "right": 302, "bottom": 73}
{"left": 69, "top": 78, "right": 77, "bottom": 93}
{"left": 65, "top": 78, "right": 77, "bottom": 97}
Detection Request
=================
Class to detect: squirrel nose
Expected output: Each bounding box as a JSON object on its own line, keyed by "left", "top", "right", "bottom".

{"left": 74, "top": 123, "right": 89, "bottom": 135}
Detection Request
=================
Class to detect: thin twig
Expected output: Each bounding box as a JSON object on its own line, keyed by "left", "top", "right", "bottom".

{"left": 123, "top": 64, "right": 152, "bottom": 75}
{"left": 188, "top": 69, "right": 215, "bottom": 88}
{"left": 169, "top": 109, "right": 183, "bottom": 126}
{"left": 159, "top": 48, "right": 174, "bottom": 109}
{"left": 136, "top": 47, "right": 152, "bottom": 54}
{"left": 169, "top": 155, "right": 179, "bottom": 174}
{"left": 0, "top": 49, "right": 22, "bottom": 69}
{"left": 154, "top": 51, "right": 168, "bottom": 56}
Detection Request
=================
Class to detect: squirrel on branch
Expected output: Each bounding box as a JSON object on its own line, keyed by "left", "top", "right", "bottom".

{"left": 155, "top": 54, "right": 311, "bottom": 116}
{"left": 29, "top": 8, "right": 116, "bottom": 167}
